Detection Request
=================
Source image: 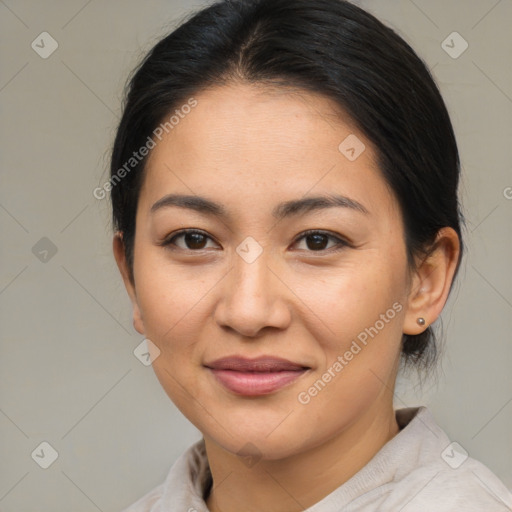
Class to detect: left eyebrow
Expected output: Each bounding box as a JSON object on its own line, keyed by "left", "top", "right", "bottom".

{"left": 272, "top": 194, "right": 369, "bottom": 219}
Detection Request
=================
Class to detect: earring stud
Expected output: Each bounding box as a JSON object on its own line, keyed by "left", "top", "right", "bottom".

{"left": 417, "top": 317, "right": 426, "bottom": 326}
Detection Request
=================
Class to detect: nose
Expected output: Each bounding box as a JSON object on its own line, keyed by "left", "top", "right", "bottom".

{"left": 213, "top": 247, "right": 292, "bottom": 337}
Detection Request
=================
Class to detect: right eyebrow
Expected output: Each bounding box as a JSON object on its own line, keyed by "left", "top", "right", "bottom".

{"left": 150, "top": 194, "right": 228, "bottom": 218}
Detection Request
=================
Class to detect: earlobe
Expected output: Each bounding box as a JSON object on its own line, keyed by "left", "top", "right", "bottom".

{"left": 403, "top": 227, "right": 460, "bottom": 335}
{"left": 112, "top": 232, "right": 145, "bottom": 335}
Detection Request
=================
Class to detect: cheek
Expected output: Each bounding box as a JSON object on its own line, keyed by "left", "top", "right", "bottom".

{"left": 301, "top": 256, "right": 406, "bottom": 338}
{"left": 294, "top": 269, "right": 405, "bottom": 430}
{"left": 133, "top": 247, "right": 210, "bottom": 339}
{"left": 302, "top": 264, "right": 407, "bottom": 404}
{"left": 134, "top": 261, "right": 208, "bottom": 410}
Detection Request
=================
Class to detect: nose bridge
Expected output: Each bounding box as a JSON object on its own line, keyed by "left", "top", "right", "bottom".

{"left": 231, "top": 238, "right": 274, "bottom": 304}
{"left": 214, "top": 238, "right": 289, "bottom": 335}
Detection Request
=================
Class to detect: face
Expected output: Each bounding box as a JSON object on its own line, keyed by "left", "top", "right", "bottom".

{"left": 119, "top": 83, "right": 415, "bottom": 460}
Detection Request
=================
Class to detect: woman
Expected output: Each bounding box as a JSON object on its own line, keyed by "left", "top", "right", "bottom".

{"left": 110, "top": 0, "right": 512, "bottom": 510}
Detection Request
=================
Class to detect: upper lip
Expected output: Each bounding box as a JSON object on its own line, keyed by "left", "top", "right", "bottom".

{"left": 204, "top": 356, "right": 309, "bottom": 372}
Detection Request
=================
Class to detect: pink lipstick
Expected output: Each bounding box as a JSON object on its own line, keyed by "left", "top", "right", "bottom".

{"left": 204, "top": 356, "right": 309, "bottom": 396}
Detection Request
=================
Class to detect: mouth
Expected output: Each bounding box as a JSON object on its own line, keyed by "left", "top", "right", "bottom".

{"left": 204, "top": 356, "right": 310, "bottom": 396}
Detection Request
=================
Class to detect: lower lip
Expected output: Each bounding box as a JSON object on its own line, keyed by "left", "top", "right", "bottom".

{"left": 207, "top": 368, "right": 308, "bottom": 396}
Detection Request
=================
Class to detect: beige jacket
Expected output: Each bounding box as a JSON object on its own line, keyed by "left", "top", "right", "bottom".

{"left": 121, "top": 407, "right": 512, "bottom": 511}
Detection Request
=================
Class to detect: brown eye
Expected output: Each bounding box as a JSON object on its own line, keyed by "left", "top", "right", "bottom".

{"left": 183, "top": 232, "right": 208, "bottom": 249}
{"left": 294, "top": 230, "right": 348, "bottom": 252}
{"left": 162, "top": 229, "right": 218, "bottom": 251}
{"left": 305, "top": 233, "right": 329, "bottom": 250}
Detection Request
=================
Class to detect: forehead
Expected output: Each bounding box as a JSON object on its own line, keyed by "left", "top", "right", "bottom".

{"left": 148, "top": 82, "right": 368, "bottom": 162}
{"left": 141, "top": 83, "right": 395, "bottom": 219}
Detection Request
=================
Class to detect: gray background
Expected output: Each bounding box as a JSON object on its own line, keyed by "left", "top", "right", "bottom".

{"left": 0, "top": 0, "right": 511, "bottom": 510}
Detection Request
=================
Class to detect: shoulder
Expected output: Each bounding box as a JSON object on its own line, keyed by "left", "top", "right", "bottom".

{"left": 119, "top": 438, "right": 209, "bottom": 512}
{"left": 389, "top": 460, "right": 512, "bottom": 511}
{"left": 381, "top": 407, "right": 512, "bottom": 511}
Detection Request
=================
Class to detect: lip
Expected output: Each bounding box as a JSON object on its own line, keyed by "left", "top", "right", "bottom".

{"left": 204, "top": 356, "right": 310, "bottom": 396}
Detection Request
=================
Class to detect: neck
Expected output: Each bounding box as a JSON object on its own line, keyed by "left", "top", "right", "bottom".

{"left": 204, "top": 398, "right": 399, "bottom": 512}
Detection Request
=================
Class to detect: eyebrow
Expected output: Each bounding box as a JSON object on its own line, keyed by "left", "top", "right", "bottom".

{"left": 150, "top": 193, "right": 369, "bottom": 220}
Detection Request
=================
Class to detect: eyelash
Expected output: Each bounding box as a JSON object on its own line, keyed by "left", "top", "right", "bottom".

{"left": 160, "top": 228, "right": 350, "bottom": 253}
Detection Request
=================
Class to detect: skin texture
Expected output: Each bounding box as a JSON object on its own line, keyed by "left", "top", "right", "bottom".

{"left": 113, "top": 82, "right": 460, "bottom": 512}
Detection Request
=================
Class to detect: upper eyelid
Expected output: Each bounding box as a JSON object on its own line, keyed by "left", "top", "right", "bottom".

{"left": 165, "top": 229, "right": 219, "bottom": 245}
{"left": 160, "top": 229, "right": 220, "bottom": 251}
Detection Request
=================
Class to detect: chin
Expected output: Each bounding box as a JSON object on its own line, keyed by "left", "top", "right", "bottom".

{"left": 200, "top": 409, "right": 319, "bottom": 461}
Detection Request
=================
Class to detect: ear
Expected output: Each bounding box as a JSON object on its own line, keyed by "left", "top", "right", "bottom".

{"left": 403, "top": 227, "right": 461, "bottom": 335}
{"left": 113, "top": 232, "right": 145, "bottom": 335}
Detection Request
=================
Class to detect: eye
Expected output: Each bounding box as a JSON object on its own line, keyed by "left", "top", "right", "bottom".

{"left": 161, "top": 229, "right": 219, "bottom": 251}
{"left": 160, "top": 228, "right": 349, "bottom": 253}
{"left": 293, "top": 230, "right": 349, "bottom": 252}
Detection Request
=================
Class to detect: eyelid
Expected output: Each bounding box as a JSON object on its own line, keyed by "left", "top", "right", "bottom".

{"left": 160, "top": 228, "right": 220, "bottom": 249}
